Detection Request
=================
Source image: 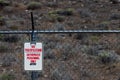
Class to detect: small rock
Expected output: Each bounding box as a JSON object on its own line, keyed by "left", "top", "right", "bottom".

{"left": 44, "top": 74, "right": 48, "bottom": 78}
{"left": 10, "top": 69, "right": 14, "bottom": 72}
{"left": 78, "top": 8, "right": 93, "bottom": 18}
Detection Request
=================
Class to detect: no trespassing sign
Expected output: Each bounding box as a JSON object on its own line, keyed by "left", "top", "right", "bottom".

{"left": 24, "top": 42, "right": 43, "bottom": 71}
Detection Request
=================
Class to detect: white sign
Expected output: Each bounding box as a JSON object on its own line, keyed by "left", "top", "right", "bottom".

{"left": 24, "top": 42, "right": 43, "bottom": 71}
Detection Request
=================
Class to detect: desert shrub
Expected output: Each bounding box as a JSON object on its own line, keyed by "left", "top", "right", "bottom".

{"left": 48, "top": 14, "right": 65, "bottom": 22}
{"left": 90, "top": 35, "right": 99, "bottom": 43}
{"left": 0, "top": 34, "right": 20, "bottom": 43}
{"left": 0, "top": 45, "right": 9, "bottom": 52}
{"left": 96, "top": 23, "right": 109, "bottom": 30}
{"left": 110, "top": 13, "right": 120, "bottom": 20}
{"left": 44, "top": 49, "right": 56, "bottom": 59}
{"left": 48, "top": 8, "right": 74, "bottom": 22}
{"left": 51, "top": 69, "right": 62, "bottom": 80}
{"left": 47, "top": 14, "right": 57, "bottom": 22}
{"left": 1, "top": 53, "right": 16, "bottom": 67}
{"left": 101, "top": 21, "right": 110, "bottom": 25}
{"left": 3, "top": 6, "right": 14, "bottom": 13}
{"left": 0, "top": 16, "right": 5, "bottom": 25}
{"left": 9, "top": 26, "right": 19, "bottom": 30}
{"left": 0, "top": 0, "right": 10, "bottom": 7}
{"left": 96, "top": 21, "right": 110, "bottom": 30}
{"left": 0, "top": 73, "right": 15, "bottom": 80}
{"left": 12, "top": 2, "right": 26, "bottom": 10}
{"left": 46, "top": 2, "right": 58, "bottom": 7}
{"left": 81, "top": 46, "right": 98, "bottom": 56}
{"left": 56, "top": 8, "right": 74, "bottom": 16}
{"left": 110, "top": 0, "right": 120, "bottom": 4}
{"left": 58, "top": 43, "right": 77, "bottom": 60}
{"left": 2, "top": 35, "right": 20, "bottom": 43}
{"left": 0, "top": 34, "right": 4, "bottom": 40}
{"left": 49, "top": 8, "right": 74, "bottom": 16}
{"left": 56, "top": 16, "right": 65, "bottom": 22}
{"left": 51, "top": 67, "right": 72, "bottom": 80}
{"left": 27, "top": 2, "right": 42, "bottom": 10}
{"left": 73, "top": 33, "right": 88, "bottom": 40}
{"left": 53, "top": 22, "right": 65, "bottom": 30}
{"left": 98, "top": 50, "right": 118, "bottom": 64}
{"left": 78, "top": 8, "right": 92, "bottom": 18}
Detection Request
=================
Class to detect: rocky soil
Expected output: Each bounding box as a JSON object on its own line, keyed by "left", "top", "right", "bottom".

{"left": 0, "top": 0, "right": 120, "bottom": 80}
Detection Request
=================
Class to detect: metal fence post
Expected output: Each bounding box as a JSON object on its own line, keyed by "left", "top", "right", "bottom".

{"left": 30, "top": 11, "right": 36, "bottom": 80}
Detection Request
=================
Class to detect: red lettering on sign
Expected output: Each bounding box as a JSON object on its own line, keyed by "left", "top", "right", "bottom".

{"left": 25, "top": 49, "right": 42, "bottom": 52}
{"left": 31, "top": 60, "right": 36, "bottom": 63}
{"left": 31, "top": 45, "right": 35, "bottom": 48}
{"left": 27, "top": 54, "right": 40, "bottom": 56}
{"left": 27, "top": 57, "right": 40, "bottom": 59}
{"left": 25, "top": 45, "right": 42, "bottom": 66}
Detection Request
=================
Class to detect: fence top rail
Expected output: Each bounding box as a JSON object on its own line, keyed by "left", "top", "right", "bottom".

{"left": 0, "top": 30, "right": 120, "bottom": 34}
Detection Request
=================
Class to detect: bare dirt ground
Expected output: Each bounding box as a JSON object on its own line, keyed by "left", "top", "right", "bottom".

{"left": 0, "top": 0, "right": 120, "bottom": 80}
